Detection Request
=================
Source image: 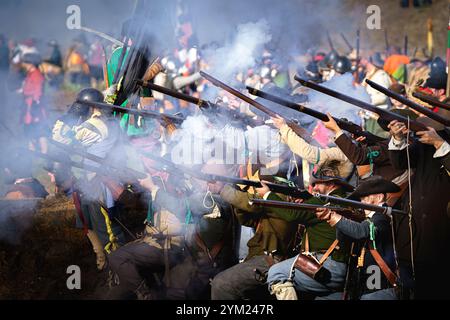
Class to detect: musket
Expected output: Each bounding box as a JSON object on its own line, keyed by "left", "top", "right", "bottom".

{"left": 412, "top": 92, "right": 450, "bottom": 111}
{"left": 135, "top": 80, "right": 260, "bottom": 127}
{"left": 48, "top": 139, "right": 147, "bottom": 180}
{"left": 200, "top": 71, "right": 315, "bottom": 144}
{"left": 295, "top": 76, "right": 429, "bottom": 132}
{"left": 366, "top": 79, "right": 450, "bottom": 127}
{"left": 247, "top": 86, "right": 385, "bottom": 143}
{"left": 75, "top": 99, "right": 185, "bottom": 125}
{"left": 314, "top": 193, "right": 408, "bottom": 216}
{"left": 340, "top": 33, "right": 353, "bottom": 52}
{"left": 249, "top": 198, "right": 365, "bottom": 222}
{"left": 140, "top": 152, "right": 312, "bottom": 199}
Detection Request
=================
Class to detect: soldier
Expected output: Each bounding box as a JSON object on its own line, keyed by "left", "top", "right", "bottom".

{"left": 316, "top": 176, "right": 401, "bottom": 300}
{"left": 265, "top": 164, "right": 353, "bottom": 300}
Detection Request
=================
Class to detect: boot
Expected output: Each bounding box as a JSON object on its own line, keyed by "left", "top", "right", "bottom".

{"left": 87, "top": 230, "right": 107, "bottom": 271}
{"left": 270, "top": 281, "right": 298, "bottom": 300}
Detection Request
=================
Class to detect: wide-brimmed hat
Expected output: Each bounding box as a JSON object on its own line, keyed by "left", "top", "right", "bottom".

{"left": 377, "top": 108, "right": 418, "bottom": 131}
{"left": 310, "top": 162, "right": 355, "bottom": 192}
{"left": 348, "top": 176, "right": 400, "bottom": 200}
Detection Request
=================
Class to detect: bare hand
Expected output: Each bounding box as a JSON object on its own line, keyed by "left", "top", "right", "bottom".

{"left": 388, "top": 120, "right": 408, "bottom": 141}
{"left": 255, "top": 180, "right": 271, "bottom": 198}
{"left": 316, "top": 208, "right": 332, "bottom": 221}
{"left": 416, "top": 127, "right": 444, "bottom": 149}
{"left": 355, "top": 136, "right": 367, "bottom": 143}
{"left": 323, "top": 113, "right": 342, "bottom": 134}
{"left": 271, "top": 115, "right": 286, "bottom": 130}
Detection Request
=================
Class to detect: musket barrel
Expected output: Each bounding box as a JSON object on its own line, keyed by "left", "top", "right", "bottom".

{"left": 249, "top": 198, "right": 344, "bottom": 212}
{"left": 412, "top": 92, "right": 450, "bottom": 111}
{"left": 295, "top": 76, "right": 428, "bottom": 132}
{"left": 314, "top": 193, "right": 407, "bottom": 216}
{"left": 366, "top": 79, "right": 450, "bottom": 127}
{"left": 247, "top": 86, "right": 385, "bottom": 143}
{"left": 76, "top": 100, "right": 186, "bottom": 124}
{"left": 201, "top": 71, "right": 315, "bottom": 143}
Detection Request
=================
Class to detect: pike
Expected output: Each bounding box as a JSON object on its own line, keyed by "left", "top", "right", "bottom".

{"left": 295, "top": 76, "right": 429, "bottom": 132}
{"left": 366, "top": 79, "right": 450, "bottom": 127}
{"left": 327, "top": 30, "right": 335, "bottom": 52}
{"left": 76, "top": 99, "right": 185, "bottom": 125}
{"left": 249, "top": 198, "right": 365, "bottom": 222}
{"left": 412, "top": 92, "right": 450, "bottom": 111}
{"left": 314, "top": 193, "right": 408, "bottom": 216}
{"left": 78, "top": 26, "right": 124, "bottom": 47}
{"left": 340, "top": 32, "right": 353, "bottom": 52}
{"left": 356, "top": 29, "right": 360, "bottom": 62}
{"left": 384, "top": 29, "right": 390, "bottom": 53}
{"left": 246, "top": 86, "right": 385, "bottom": 143}
{"left": 404, "top": 34, "right": 408, "bottom": 56}
{"left": 140, "top": 152, "right": 312, "bottom": 199}
{"left": 135, "top": 80, "right": 260, "bottom": 127}
{"left": 200, "top": 71, "right": 315, "bottom": 144}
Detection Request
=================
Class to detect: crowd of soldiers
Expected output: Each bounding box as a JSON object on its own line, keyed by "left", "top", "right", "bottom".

{"left": 0, "top": 12, "right": 449, "bottom": 301}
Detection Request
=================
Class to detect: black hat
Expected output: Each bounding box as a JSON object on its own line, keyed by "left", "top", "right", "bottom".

{"left": 76, "top": 88, "right": 104, "bottom": 104}
{"left": 310, "top": 161, "right": 355, "bottom": 192}
{"left": 348, "top": 176, "right": 400, "bottom": 200}
{"left": 377, "top": 108, "right": 418, "bottom": 131}
{"left": 22, "top": 53, "right": 42, "bottom": 67}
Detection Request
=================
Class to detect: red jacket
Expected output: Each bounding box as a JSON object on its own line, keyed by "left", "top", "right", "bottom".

{"left": 22, "top": 68, "right": 45, "bottom": 124}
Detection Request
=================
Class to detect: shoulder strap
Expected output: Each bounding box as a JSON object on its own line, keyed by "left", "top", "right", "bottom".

{"left": 319, "top": 240, "right": 339, "bottom": 265}
{"left": 368, "top": 243, "right": 398, "bottom": 287}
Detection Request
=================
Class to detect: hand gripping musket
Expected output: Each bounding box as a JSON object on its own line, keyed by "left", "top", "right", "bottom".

{"left": 249, "top": 198, "right": 365, "bottom": 222}
{"left": 75, "top": 99, "right": 185, "bottom": 126}
{"left": 247, "top": 86, "right": 385, "bottom": 143}
{"left": 135, "top": 80, "right": 261, "bottom": 127}
{"left": 200, "top": 71, "right": 316, "bottom": 144}
{"left": 412, "top": 92, "right": 450, "bottom": 111}
{"left": 314, "top": 193, "right": 408, "bottom": 217}
{"left": 295, "top": 76, "right": 430, "bottom": 132}
{"left": 139, "top": 152, "right": 312, "bottom": 200}
{"left": 365, "top": 79, "right": 450, "bottom": 127}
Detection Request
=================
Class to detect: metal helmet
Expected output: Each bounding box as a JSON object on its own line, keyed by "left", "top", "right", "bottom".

{"left": 324, "top": 50, "right": 339, "bottom": 68}
{"left": 70, "top": 88, "right": 104, "bottom": 119}
{"left": 333, "top": 56, "right": 352, "bottom": 74}
{"left": 76, "top": 88, "right": 104, "bottom": 104}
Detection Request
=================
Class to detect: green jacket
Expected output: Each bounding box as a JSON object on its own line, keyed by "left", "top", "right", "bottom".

{"left": 220, "top": 185, "right": 298, "bottom": 261}
{"left": 265, "top": 189, "right": 351, "bottom": 263}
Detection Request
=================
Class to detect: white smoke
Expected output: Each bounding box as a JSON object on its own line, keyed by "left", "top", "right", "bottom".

{"left": 205, "top": 19, "right": 272, "bottom": 84}
{"left": 306, "top": 73, "right": 371, "bottom": 124}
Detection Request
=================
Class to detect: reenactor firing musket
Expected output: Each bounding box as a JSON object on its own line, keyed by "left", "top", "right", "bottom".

{"left": 365, "top": 79, "right": 450, "bottom": 127}
{"left": 314, "top": 193, "right": 407, "bottom": 216}
{"left": 249, "top": 198, "right": 365, "bottom": 222}
{"left": 140, "top": 152, "right": 312, "bottom": 200}
{"left": 246, "top": 86, "right": 385, "bottom": 143}
{"left": 412, "top": 92, "right": 450, "bottom": 111}
{"left": 200, "top": 71, "right": 316, "bottom": 144}
{"left": 295, "top": 76, "right": 431, "bottom": 132}
{"left": 75, "top": 99, "right": 185, "bottom": 126}
{"left": 135, "top": 79, "right": 261, "bottom": 127}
